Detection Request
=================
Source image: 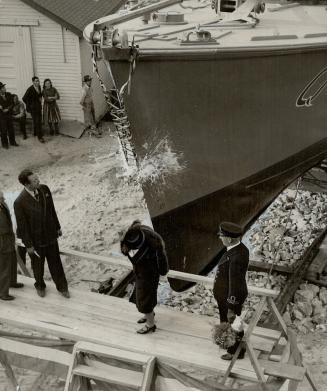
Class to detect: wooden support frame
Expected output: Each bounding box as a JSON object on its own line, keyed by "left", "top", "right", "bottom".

{"left": 220, "top": 296, "right": 318, "bottom": 391}
{"left": 0, "top": 349, "right": 19, "bottom": 391}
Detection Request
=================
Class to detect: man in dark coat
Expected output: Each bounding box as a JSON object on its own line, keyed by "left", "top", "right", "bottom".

{"left": 213, "top": 221, "right": 249, "bottom": 360}
{"left": 14, "top": 169, "right": 69, "bottom": 298}
{"left": 23, "top": 76, "right": 44, "bottom": 143}
{"left": 0, "top": 190, "right": 24, "bottom": 300}
{"left": 0, "top": 82, "right": 19, "bottom": 149}
{"left": 120, "top": 220, "right": 169, "bottom": 334}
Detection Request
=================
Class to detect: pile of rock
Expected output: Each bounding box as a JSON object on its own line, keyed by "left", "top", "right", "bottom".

{"left": 247, "top": 190, "right": 327, "bottom": 267}
{"left": 162, "top": 271, "right": 286, "bottom": 322}
{"left": 283, "top": 283, "right": 327, "bottom": 334}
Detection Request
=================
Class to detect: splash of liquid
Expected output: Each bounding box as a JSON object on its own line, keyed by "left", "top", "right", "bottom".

{"left": 136, "top": 136, "right": 186, "bottom": 185}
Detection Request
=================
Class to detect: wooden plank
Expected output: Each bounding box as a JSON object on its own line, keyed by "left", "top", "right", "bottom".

{"left": 249, "top": 259, "right": 293, "bottom": 275}
{"left": 142, "top": 357, "right": 156, "bottom": 391}
{"left": 9, "top": 280, "right": 275, "bottom": 354}
{"left": 11, "top": 276, "right": 280, "bottom": 345}
{"left": 246, "top": 342, "right": 266, "bottom": 383}
{"left": 259, "top": 360, "right": 305, "bottom": 381}
{"left": 74, "top": 362, "right": 143, "bottom": 388}
{"left": 60, "top": 248, "right": 279, "bottom": 298}
{"left": 0, "top": 337, "right": 71, "bottom": 365}
{"left": 75, "top": 341, "right": 152, "bottom": 365}
{"left": 0, "top": 286, "right": 258, "bottom": 381}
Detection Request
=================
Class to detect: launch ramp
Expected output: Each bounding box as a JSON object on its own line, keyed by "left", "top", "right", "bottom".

{"left": 0, "top": 276, "right": 316, "bottom": 390}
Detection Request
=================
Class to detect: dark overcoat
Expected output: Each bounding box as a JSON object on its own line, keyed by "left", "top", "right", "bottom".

{"left": 0, "top": 92, "right": 13, "bottom": 119}
{"left": 0, "top": 203, "right": 15, "bottom": 253}
{"left": 213, "top": 243, "right": 249, "bottom": 311}
{"left": 14, "top": 185, "right": 61, "bottom": 249}
{"left": 22, "top": 85, "right": 42, "bottom": 114}
{"left": 123, "top": 225, "right": 169, "bottom": 314}
{"left": 0, "top": 202, "right": 17, "bottom": 296}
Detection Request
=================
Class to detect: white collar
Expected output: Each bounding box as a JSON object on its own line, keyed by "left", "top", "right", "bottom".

{"left": 25, "top": 187, "right": 38, "bottom": 198}
{"left": 227, "top": 242, "right": 241, "bottom": 252}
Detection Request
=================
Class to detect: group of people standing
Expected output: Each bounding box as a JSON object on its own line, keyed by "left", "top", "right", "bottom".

{"left": 120, "top": 220, "right": 249, "bottom": 361}
{"left": 0, "top": 76, "right": 61, "bottom": 148}
{"left": 1, "top": 176, "right": 249, "bottom": 361}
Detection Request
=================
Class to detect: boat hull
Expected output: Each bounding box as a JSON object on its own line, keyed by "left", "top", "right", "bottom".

{"left": 105, "top": 46, "right": 327, "bottom": 290}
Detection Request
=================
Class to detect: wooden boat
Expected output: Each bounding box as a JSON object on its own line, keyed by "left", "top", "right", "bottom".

{"left": 84, "top": 0, "right": 327, "bottom": 291}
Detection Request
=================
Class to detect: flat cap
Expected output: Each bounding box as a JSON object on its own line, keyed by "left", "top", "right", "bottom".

{"left": 218, "top": 221, "right": 243, "bottom": 238}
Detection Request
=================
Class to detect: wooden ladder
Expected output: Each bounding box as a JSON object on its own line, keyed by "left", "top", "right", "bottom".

{"left": 64, "top": 341, "right": 156, "bottom": 391}
{"left": 220, "top": 296, "right": 318, "bottom": 391}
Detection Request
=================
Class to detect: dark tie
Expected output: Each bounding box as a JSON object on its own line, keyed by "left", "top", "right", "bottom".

{"left": 34, "top": 190, "right": 39, "bottom": 202}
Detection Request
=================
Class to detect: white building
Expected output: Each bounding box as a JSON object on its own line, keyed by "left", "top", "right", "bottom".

{"left": 0, "top": 0, "right": 122, "bottom": 128}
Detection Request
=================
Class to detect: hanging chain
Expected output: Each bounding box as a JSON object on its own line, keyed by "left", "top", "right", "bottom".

{"left": 265, "top": 177, "right": 302, "bottom": 287}
{"left": 91, "top": 45, "right": 138, "bottom": 166}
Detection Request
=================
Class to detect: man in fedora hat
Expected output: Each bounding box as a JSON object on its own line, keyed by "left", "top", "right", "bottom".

{"left": 0, "top": 82, "right": 19, "bottom": 149}
{"left": 80, "top": 75, "right": 99, "bottom": 135}
{"left": 120, "top": 220, "right": 169, "bottom": 334}
{"left": 213, "top": 221, "right": 249, "bottom": 360}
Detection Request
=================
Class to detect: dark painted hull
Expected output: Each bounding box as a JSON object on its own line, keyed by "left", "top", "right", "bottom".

{"left": 105, "top": 46, "right": 327, "bottom": 291}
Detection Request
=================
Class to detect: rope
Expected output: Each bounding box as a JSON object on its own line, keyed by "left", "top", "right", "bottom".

{"left": 91, "top": 45, "right": 137, "bottom": 166}
{"left": 265, "top": 177, "right": 302, "bottom": 287}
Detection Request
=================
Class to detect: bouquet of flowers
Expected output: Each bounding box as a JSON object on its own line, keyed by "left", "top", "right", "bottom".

{"left": 212, "top": 322, "right": 238, "bottom": 349}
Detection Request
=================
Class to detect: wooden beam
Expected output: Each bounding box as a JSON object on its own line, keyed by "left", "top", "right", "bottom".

{"left": 0, "top": 349, "right": 19, "bottom": 391}
{"left": 60, "top": 248, "right": 279, "bottom": 298}
{"left": 266, "top": 227, "right": 327, "bottom": 324}
{"left": 0, "top": 18, "right": 39, "bottom": 26}
{"left": 0, "top": 337, "right": 70, "bottom": 379}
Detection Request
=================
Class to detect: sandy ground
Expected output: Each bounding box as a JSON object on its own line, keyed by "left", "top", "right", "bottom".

{"left": 0, "top": 128, "right": 326, "bottom": 390}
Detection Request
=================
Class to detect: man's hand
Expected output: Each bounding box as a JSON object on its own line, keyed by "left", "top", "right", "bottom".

{"left": 27, "top": 247, "right": 35, "bottom": 255}
{"left": 58, "top": 229, "right": 62, "bottom": 237}
{"left": 3, "top": 108, "right": 9, "bottom": 113}
{"left": 227, "top": 308, "right": 236, "bottom": 324}
{"left": 121, "top": 243, "right": 129, "bottom": 256}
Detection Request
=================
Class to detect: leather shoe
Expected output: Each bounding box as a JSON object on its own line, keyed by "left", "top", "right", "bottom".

{"left": 11, "top": 142, "right": 19, "bottom": 146}
{"left": 38, "top": 138, "right": 45, "bottom": 143}
{"left": 60, "top": 290, "right": 70, "bottom": 298}
{"left": 10, "top": 283, "right": 24, "bottom": 288}
{"left": 221, "top": 350, "right": 245, "bottom": 361}
{"left": 137, "top": 312, "right": 155, "bottom": 324}
{"left": 36, "top": 289, "right": 46, "bottom": 298}
{"left": 137, "top": 325, "right": 156, "bottom": 334}
{"left": 1, "top": 295, "right": 15, "bottom": 301}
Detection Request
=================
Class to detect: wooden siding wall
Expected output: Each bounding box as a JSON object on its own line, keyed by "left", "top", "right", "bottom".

{"left": 0, "top": 0, "right": 83, "bottom": 122}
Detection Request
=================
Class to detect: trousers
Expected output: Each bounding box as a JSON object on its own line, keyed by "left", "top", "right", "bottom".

{"left": 30, "top": 241, "right": 67, "bottom": 292}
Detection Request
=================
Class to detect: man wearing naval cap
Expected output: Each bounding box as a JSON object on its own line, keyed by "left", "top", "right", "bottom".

{"left": 213, "top": 221, "right": 249, "bottom": 360}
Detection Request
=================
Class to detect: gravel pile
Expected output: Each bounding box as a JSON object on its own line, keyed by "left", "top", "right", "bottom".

{"left": 163, "top": 188, "right": 327, "bottom": 332}
{"left": 247, "top": 189, "right": 327, "bottom": 267}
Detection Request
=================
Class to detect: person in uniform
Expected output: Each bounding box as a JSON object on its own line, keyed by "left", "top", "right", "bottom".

{"left": 120, "top": 220, "right": 169, "bottom": 334}
{"left": 213, "top": 221, "right": 249, "bottom": 360}
{"left": 14, "top": 170, "right": 69, "bottom": 298}
{"left": 0, "top": 190, "right": 24, "bottom": 300}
